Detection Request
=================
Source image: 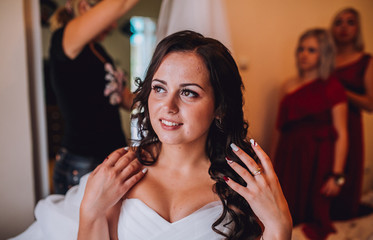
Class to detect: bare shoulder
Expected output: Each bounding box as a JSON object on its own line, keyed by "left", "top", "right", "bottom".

{"left": 282, "top": 76, "right": 299, "bottom": 95}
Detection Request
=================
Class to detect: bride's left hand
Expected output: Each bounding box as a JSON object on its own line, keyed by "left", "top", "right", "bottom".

{"left": 225, "top": 140, "right": 292, "bottom": 240}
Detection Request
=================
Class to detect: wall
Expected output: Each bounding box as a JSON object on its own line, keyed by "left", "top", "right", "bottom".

{"left": 225, "top": 0, "right": 373, "bottom": 192}
{"left": 0, "top": 0, "right": 36, "bottom": 239}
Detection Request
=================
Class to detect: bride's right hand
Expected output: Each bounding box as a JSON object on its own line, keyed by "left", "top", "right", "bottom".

{"left": 80, "top": 148, "right": 147, "bottom": 220}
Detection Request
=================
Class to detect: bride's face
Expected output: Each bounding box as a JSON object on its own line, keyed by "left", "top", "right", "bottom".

{"left": 148, "top": 52, "right": 216, "bottom": 147}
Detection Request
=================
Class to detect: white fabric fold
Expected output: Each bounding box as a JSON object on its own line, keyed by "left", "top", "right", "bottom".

{"left": 9, "top": 174, "right": 231, "bottom": 240}
{"left": 118, "top": 199, "right": 228, "bottom": 240}
{"left": 156, "top": 0, "right": 233, "bottom": 51}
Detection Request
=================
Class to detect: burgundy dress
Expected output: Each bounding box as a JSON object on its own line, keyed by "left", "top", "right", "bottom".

{"left": 331, "top": 54, "right": 372, "bottom": 220}
{"left": 274, "top": 76, "right": 346, "bottom": 238}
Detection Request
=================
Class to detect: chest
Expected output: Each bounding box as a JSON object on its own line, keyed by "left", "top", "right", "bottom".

{"left": 127, "top": 170, "right": 218, "bottom": 223}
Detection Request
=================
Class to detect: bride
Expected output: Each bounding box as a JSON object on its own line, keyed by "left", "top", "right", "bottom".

{"left": 12, "top": 30, "right": 292, "bottom": 240}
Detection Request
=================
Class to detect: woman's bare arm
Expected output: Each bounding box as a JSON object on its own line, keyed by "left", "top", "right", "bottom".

{"left": 63, "top": 0, "right": 139, "bottom": 59}
{"left": 345, "top": 58, "right": 373, "bottom": 112}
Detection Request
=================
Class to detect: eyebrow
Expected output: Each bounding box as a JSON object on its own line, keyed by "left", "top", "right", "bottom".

{"left": 152, "top": 79, "right": 206, "bottom": 91}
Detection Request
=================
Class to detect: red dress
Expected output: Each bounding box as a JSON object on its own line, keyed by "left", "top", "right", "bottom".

{"left": 331, "top": 54, "right": 372, "bottom": 220}
{"left": 274, "top": 76, "right": 346, "bottom": 238}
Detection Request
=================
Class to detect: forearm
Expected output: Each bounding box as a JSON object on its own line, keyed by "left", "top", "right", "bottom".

{"left": 121, "top": 87, "right": 135, "bottom": 111}
{"left": 346, "top": 90, "right": 373, "bottom": 112}
{"left": 262, "top": 224, "right": 292, "bottom": 240}
{"left": 332, "top": 132, "right": 348, "bottom": 174}
{"left": 64, "top": 0, "right": 139, "bottom": 58}
{"left": 78, "top": 214, "right": 109, "bottom": 240}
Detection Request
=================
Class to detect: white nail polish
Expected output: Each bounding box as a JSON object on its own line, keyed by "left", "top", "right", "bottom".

{"left": 142, "top": 168, "right": 148, "bottom": 174}
{"left": 250, "top": 139, "right": 257, "bottom": 146}
{"left": 124, "top": 146, "right": 130, "bottom": 151}
{"left": 230, "top": 143, "right": 239, "bottom": 152}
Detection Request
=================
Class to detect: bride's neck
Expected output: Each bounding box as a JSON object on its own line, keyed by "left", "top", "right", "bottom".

{"left": 156, "top": 143, "right": 210, "bottom": 173}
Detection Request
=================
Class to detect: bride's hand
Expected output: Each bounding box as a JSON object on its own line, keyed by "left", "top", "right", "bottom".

{"left": 225, "top": 140, "right": 292, "bottom": 240}
{"left": 80, "top": 148, "right": 147, "bottom": 220}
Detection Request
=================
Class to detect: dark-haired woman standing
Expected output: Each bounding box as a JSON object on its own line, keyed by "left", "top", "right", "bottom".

{"left": 12, "top": 30, "right": 292, "bottom": 240}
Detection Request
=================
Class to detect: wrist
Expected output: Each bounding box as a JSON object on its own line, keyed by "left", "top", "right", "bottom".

{"left": 329, "top": 172, "right": 346, "bottom": 186}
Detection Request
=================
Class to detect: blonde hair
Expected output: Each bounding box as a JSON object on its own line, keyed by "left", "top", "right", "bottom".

{"left": 296, "top": 29, "right": 336, "bottom": 80}
{"left": 49, "top": 0, "right": 101, "bottom": 32}
{"left": 331, "top": 7, "right": 364, "bottom": 52}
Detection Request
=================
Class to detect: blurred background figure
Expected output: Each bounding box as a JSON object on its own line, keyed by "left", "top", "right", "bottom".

{"left": 48, "top": 0, "right": 139, "bottom": 194}
{"left": 330, "top": 7, "right": 373, "bottom": 220}
{"left": 274, "top": 29, "right": 348, "bottom": 239}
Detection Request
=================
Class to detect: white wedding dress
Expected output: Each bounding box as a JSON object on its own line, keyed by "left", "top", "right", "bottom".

{"left": 9, "top": 174, "right": 230, "bottom": 240}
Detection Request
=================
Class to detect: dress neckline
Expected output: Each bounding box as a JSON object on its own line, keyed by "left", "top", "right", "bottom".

{"left": 336, "top": 53, "right": 369, "bottom": 70}
{"left": 285, "top": 78, "right": 322, "bottom": 97}
{"left": 124, "top": 198, "right": 222, "bottom": 224}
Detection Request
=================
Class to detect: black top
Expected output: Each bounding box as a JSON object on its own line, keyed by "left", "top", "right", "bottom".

{"left": 49, "top": 27, "right": 127, "bottom": 161}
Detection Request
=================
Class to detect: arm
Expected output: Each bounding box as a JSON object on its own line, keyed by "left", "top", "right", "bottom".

{"left": 63, "top": 0, "right": 139, "bottom": 59}
{"left": 345, "top": 58, "right": 373, "bottom": 112}
{"left": 78, "top": 148, "right": 147, "bottom": 240}
{"left": 226, "top": 141, "right": 293, "bottom": 240}
{"left": 121, "top": 86, "right": 135, "bottom": 110}
{"left": 320, "top": 102, "right": 348, "bottom": 196}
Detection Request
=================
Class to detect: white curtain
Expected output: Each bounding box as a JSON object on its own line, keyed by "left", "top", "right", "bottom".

{"left": 156, "top": 0, "right": 233, "bottom": 51}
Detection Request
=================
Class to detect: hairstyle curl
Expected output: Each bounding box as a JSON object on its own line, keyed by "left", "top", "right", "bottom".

{"left": 131, "top": 30, "right": 262, "bottom": 240}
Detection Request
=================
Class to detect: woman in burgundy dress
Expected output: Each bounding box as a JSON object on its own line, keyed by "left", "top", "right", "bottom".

{"left": 330, "top": 7, "right": 373, "bottom": 220}
{"left": 274, "top": 29, "right": 348, "bottom": 239}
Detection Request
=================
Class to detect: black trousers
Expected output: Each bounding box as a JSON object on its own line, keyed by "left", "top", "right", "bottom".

{"left": 53, "top": 148, "right": 101, "bottom": 194}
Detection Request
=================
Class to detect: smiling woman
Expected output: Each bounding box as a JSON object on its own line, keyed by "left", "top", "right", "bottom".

{"left": 148, "top": 52, "right": 216, "bottom": 146}
{"left": 10, "top": 30, "right": 292, "bottom": 240}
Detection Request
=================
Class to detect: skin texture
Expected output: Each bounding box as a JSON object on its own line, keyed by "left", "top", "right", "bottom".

{"left": 148, "top": 52, "right": 216, "bottom": 147}
{"left": 78, "top": 51, "right": 292, "bottom": 240}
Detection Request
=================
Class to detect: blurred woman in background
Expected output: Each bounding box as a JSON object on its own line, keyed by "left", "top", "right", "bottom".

{"left": 330, "top": 7, "right": 373, "bottom": 220}
{"left": 274, "top": 29, "right": 348, "bottom": 239}
{"left": 49, "top": 0, "right": 139, "bottom": 194}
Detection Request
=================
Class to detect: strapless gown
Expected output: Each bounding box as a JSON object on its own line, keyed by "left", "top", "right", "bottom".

{"left": 9, "top": 174, "right": 229, "bottom": 240}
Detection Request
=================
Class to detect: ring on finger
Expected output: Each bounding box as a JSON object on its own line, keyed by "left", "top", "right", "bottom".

{"left": 252, "top": 167, "right": 262, "bottom": 176}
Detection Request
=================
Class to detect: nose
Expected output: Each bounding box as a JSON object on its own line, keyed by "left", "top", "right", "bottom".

{"left": 163, "top": 93, "right": 179, "bottom": 114}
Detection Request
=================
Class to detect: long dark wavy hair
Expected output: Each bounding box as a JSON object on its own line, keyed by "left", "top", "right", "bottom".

{"left": 131, "top": 30, "right": 262, "bottom": 239}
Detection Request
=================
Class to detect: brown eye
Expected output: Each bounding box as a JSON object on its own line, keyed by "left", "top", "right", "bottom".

{"left": 181, "top": 89, "right": 198, "bottom": 98}
{"left": 152, "top": 85, "right": 165, "bottom": 93}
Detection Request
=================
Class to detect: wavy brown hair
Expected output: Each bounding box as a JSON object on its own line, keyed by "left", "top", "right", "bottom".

{"left": 132, "top": 30, "right": 262, "bottom": 239}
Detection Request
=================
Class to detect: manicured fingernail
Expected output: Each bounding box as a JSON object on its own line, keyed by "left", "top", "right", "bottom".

{"left": 124, "top": 146, "right": 130, "bottom": 151}
{"left": 142, "top": 168, "right": 148, "bottom": 174}
{"left": 225, "top": 157, "right": 233, "bottom": 164}
{"left": 223, "top": 176, "right": 229, "bottom": 182}
{"left": 230, "top": 143, "right": 239, "bottom": 152}
{"left": 250, "top": 139, "right": 257, "bottom": 146}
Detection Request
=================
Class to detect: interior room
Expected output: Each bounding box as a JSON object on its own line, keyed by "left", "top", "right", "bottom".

{"left": 1, "top": 0, "right": 372, "bottom": 239}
